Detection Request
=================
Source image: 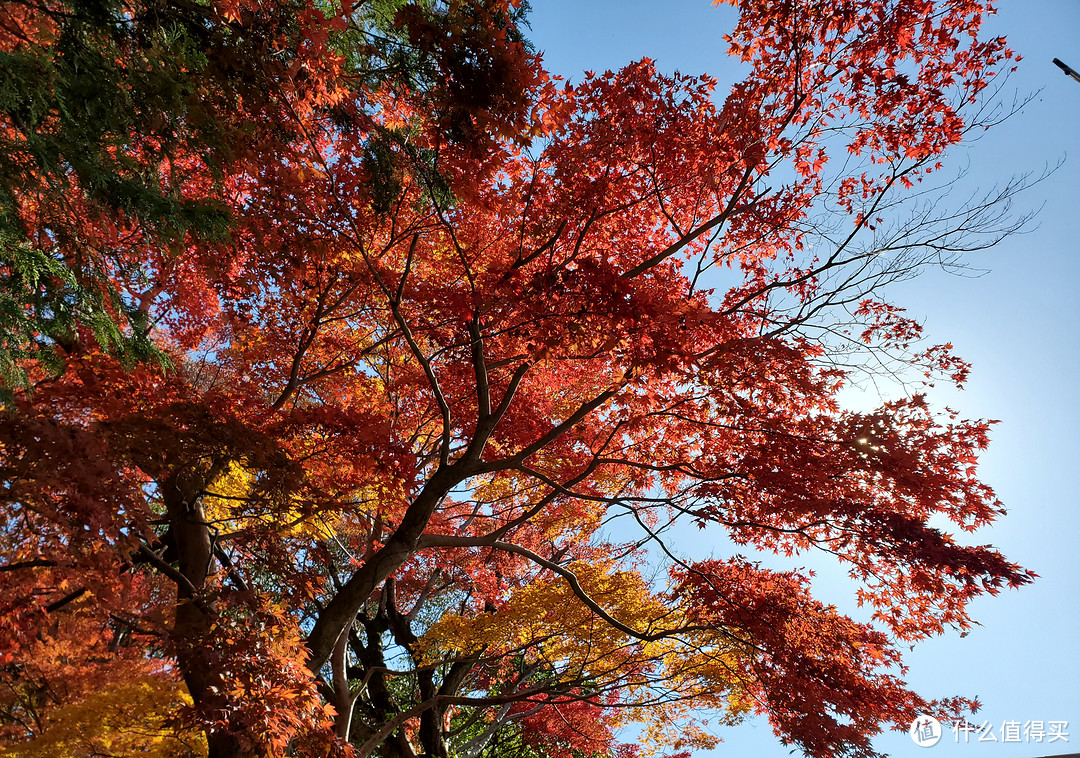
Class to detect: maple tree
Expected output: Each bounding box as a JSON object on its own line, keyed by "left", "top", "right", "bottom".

{"left": 0, "top": 1, "right": 1035, "bottom": 757}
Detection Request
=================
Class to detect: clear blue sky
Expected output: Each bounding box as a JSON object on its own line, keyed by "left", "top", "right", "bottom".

{"left": 526, "top": 2, "right": 1080, "bottom": 757}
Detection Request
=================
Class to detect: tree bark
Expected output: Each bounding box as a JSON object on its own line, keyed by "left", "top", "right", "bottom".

{"left": 164, "top": 467, "right": 245, "bottom": 758}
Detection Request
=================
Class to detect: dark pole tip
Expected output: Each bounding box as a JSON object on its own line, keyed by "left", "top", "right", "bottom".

{"left": 1053, "top": 58, "right": 1080, "bottom": 83}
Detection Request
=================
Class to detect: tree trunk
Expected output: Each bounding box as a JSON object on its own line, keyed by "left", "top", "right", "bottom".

{"left": 164, "top": 467, "right": 246, "bottom": 758}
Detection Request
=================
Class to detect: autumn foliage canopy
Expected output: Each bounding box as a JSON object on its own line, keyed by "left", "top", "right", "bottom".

{"left": 0, "top": 0, "right": 1034, "bottom": 757}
